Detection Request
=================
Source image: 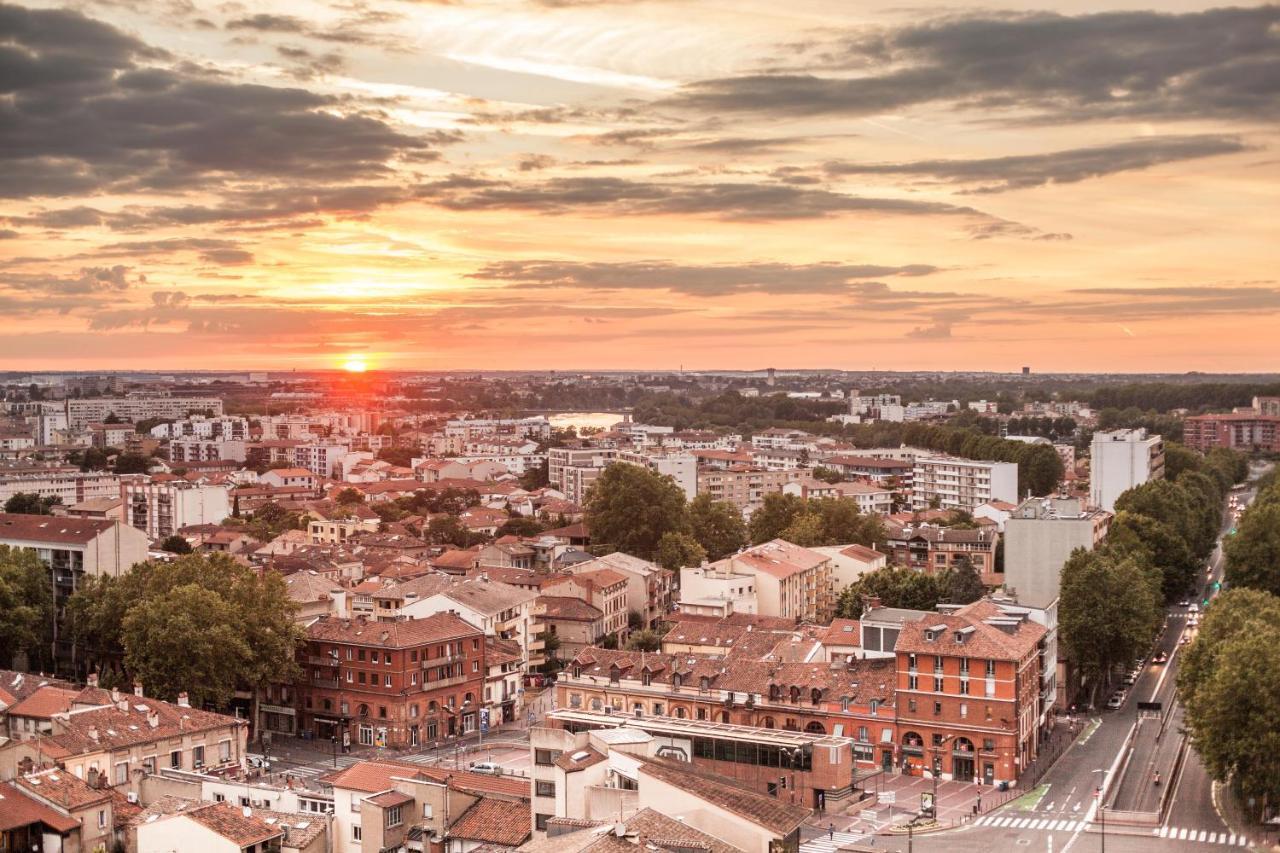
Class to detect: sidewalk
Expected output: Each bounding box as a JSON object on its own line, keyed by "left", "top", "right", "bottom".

{"left": 1216, "top": 780, "right": 1280, "bottom": 851}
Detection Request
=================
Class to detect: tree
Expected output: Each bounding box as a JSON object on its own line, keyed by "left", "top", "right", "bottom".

{"left": 655, "top": 532, "right": 706, "bottom": 571}
{"left": 334, "top": 487, "right": 365, "bottom": 506}
{"left": 946, "top": 556, "right": 986, "bottom": 604}
{"left": 1058, "top": 549, "right": 1161, "bottom": 702}
{"left": 113, "top": 453, "right": 152, "bottom": 474}
{"left": 426, "top": 516, "right": 478, "bottom": 548}
{"left": 1178, "top": 589, "right": 1280, "bottom": 810}
{"left": 1162, "top": 442, "right": 1204, "bottom": 481}
{"left": 780, "top": 512, "right": 825, "bottom": 547}
{"left": 835, "top": 566, "right": 948, "bottom": 619}
{"left": 497, "top": 516, "right": 546, "bottom": 538}
{"left": 519, "top": 460, "right": 550, "bottom": 491}
{"left": 688, "top": 494, "right": 747, "bottom": 560}
{"left": 811, "top": 466, "right": 843, "bottom": 484}
{"left": 1108, "top": 511, "right": 1198, "bottom": 601}
{"left": 78, "top": 446, "right": 110, "bottom": 472}
{"left": 812, "top": 498, "right": 883, "bottom": 547}
{"left": 584, "top": 464, "right": 689, "bottom": 560}
{"left": 159, "top": 535, "right": 192, "bottom": 554}
{"left": 375, "top": 446, "right": 416, "bottom": 468}
{"left": 626, "top": 629, "right": 662, "bottom": 652}
{"left": 748, "top": 493, "right": 807, "bottom": 544}
{"left": 1224, "top": 501, "right": 1280, "bottom": 596}
{"left": 3, "top": 492, "right": 61, "bottom": 515}
{"left": 0, "top": 547, "right": 54, "bottom": 670}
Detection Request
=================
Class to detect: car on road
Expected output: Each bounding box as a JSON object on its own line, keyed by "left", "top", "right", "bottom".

{"left": 1189, "top": 603, "right": 1200, "bottom": 613}
{"left": 469, "top": 761, "right": 504, "bottom": 775}
{"left": 1122, "top": 671, "right": 1138, "bottom": 685}
{"left": 1153, "top": 651, "right": 1168, "bottom": 664}
{"left": 1178, "top": 599, "right": 1190, "bottom": 607}
{"left": 1106, "top": 691, "right": 1126, "bottom": 710}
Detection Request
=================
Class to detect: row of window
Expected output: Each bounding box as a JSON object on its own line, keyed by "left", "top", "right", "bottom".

{"left": 308, "top": 693, "right": 477, "bottom": 718}
{"left": 317, "top": 639, "right": 479, "bottom": 664}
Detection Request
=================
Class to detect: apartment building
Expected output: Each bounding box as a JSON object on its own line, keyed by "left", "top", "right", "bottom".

{"left": 0, "top": 469, "right": 122, "bottom": 505}
{"left": 565, "top": 552, "right": 673, "bottom": 630}
{"left": 616, "top": 450, "right": 697, "bottom": 499}
{"left": 911, "top": 456, "right": 1018, "bottom": 512}
{"left": 1182, "top": 412, "right": 1280, "bottom": 453}
{"left": 703, "top": 540, "right": 836, "bottom": 623}
{"left": 65, "top": 396, "right": 223, "bottom": 429}
{"left": 1003, "top": 497, "right": 1111, "bottom": 609}
{"left": 446, "top": 417, "right": 552, "bottom": 441}
{"left": 893, "top": 601, "right": 1045, "bottom": 786}
{"left": 1089, "top": 428, "right": 1164, "bottom": 512}
{"left": 122, "top": 480, "right": 231, "bottom": 540}
{"left": 781, "top": 479, "right": 893, "bottom": 515}
{"left": 821, "top": 455, "right": 913, "bottom": 489}
{"left": 298, "top": 613, "right": 487, "bottom": 749}
{"left": 401, "top": 576, "right": 539, "bottom": 668}
{"left": 677, "top": 562, "right": 757, "bottom": 618}
{"left": 695, "top": 466, "right": 804, "bottom": 517}
{"left": 295, "top": 443, "right": 351, "bottom": 479}
{"left": 541, "top": 570, "right": 630, "bottom": 642}
{"left": 884, "top": 523, "right": 1000, "bottom": 581}
{"left": 548, "top": 448, "right": 617, "bottom": 504}
{"left": 150, "top": 416, "right": 249, "bottom": 440}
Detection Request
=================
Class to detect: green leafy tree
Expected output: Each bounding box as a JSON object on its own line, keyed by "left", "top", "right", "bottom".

{"left": 625, "top": 629, "right": 662, "bottom": 652}
{"left": 1107, "top": 511, "right": 1198, "bottom": 601}
{"left": 812, "top": 498, "right": 883, "bottom": 547}
{"left": 1224, "top": 501, "right": 1280, "bottom": 595}
{"left": 334, "top": 487, "right": 365, "bottom": 505}
{"left": 688, "top": 494, "right": 748, "bottom": 560}
{"left": 946, "top": 556, "right": 987, "bottom": 604}
{"left": 375, "top": 446, "right": 416, "bottom": 468}
{"left": 519, "top": 460, "right": 550, "bottom": 491}
{"left": 1178, "top": 589, "right": 1280, "bottom": 810}
{"left": 584, "top": 463, "right": 689, "bottom": 560}
{"left": 497, "top": 516, "right": 546, "bottom": 538}
{"left": 1058, "top": 549, "right": 1161, "bottom": 702}
{"left": 0, "top": 547, "right": 55, "bottom": 670}
{"left": 159, "top": 535, "right": 192, "bottom": 554}
{"left": 426, "top": 516, "right": 479, "bottom": 548}
{"left": 113, "top": 453, "right": 152, "bottom": 475}
{"left": 78, "top": 446, "right": 110, "bottom": 472}
{"left": 1162, "top": 443, "right": 1204, "bottom": 481}
{"left": 780, "top": 512, "right": 825, "bottom": 547}
{"left": 655, "top": 531, "right": 706, "bottom": 571}
{"left": 835, "top": 566, "right": 948, "bottom": 619}
{"left": 811, "top": 466, "right": 843, "bottom": 484}
{"left": 748, "top": 492, "right": 807, "bottom": 544}
{"left": 3, "top": 493, "right": 62, "bottom": 515}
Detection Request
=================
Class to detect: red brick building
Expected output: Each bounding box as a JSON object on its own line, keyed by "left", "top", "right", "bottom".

{"left": 1183, "top": 413, "right": 1280, "bottom": 453}
{"left": 298, "top": 613, "right": 486, "bottom": 750}
{"left": 893, "top": 600, "right": 1045, "bottom": 787}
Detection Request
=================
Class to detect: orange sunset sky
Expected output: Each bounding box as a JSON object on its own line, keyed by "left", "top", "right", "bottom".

{"left": 1, "top": 0, "right": 1277, "bottom": 372}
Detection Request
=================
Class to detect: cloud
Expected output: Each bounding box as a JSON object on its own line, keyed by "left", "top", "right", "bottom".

{"left": 467, "top": 260, "right": 939, "bottom": 296}
{"left": 93, "top": 237, "right": 255, "bottom": 264}
{"left": 517, "top": 154, "right": 556, "bottom": 172}
{"left": 0, "top": 229, "right": 18, "bottom": 239}
{"left": 905, "top": 320, "right": 953, "bottom": 339}
{"left": 670, "top": 7, "right": 1280, "bottom": 123}
{"left": 0, "top": 3, "right": 445, "bottom": 199}
{"left": 823, "top": 135, "right": 1249, "bottom": 193}
{"left": 225, "top": 13, "right": 308, "bottom": 33}
{"left": 415, "top": 175, "right": 985, "bottom": 221}
{"left": 1047, "top": 285, "right": 1280, "bottom": 320}
{"left": 2, "top": 264, "right": 141, "bottom": 295}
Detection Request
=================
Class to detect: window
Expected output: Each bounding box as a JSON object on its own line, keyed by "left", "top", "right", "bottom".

{"left": 536, "top": 780, "right": 556, "bottom": 797}
{"left": 934, "top": 701, "right": 943, "bottom": 715}
{"left": 351, "top": 794, "right": 363, "bottom": 812}
{"left": 411, "top": 672, "right": 419, "bottom": 686}
{"left": 422, "top": 803, "right": 434, "bottom": 819}
{"left": 983, "top": 738, "right": 996, "bottom": 751}
{"left": 141, "top": 756, "right": 155, "bottom": 774}
{"left": 98, "top": 810, "right": 107, "bottom": 829}
{"left": 219, "top": 740, "right": 231, "bottom": 762}
{"left": 934, "top": 677, "right": 943, "bottom": 692}
{"left": 193, "top": 745, "right": 205, "bottom": 768}
{"left": 959, "top": 679, "right": 970, "bottom": 695}
{"left": 472, "top": 661, "right": 479, "bottom": 673}
{"left": 386, "top": 806, "right": 403, "bottom": 827}
{"left": 359, "top": 672, "right": 367, "bottom": 684}
{"left": 379, "top": 706, "right": 388, "bottom": 719}
{"left": 170, "top": 750, "right": 182, "bottom": 769}
{"left": 986, "top": 660, "right": 996, "bottom": 677}
{"left": 535, "top": 814, "right": 552, "bottom": 832}
{"left": 960, "top": 703, "right": 968, "bottom": 719}
{"left": 346, "top": 671, "right": 353, "bottom": 683}
{"left": 358, "top": 649, "right": 366, "bottom": 661}
{"left": 534, "top": 749, "right": 560, "bottom": 766}
{"left": 346, "top": 648, "right": 353, "bottom": 660}
{"left": 410, "top": 704, "right": 420, "bottom": 719}
{"left": 908, "top": 675, "right": 918, "bottom": 690}
{"left": 371, "top": 651, "right": 380, "bottom": 664}
{"left": 908, "top": 698, "right": 917, "bottom": 712}
{"left": 115, "top": 762, "right": 128, "bottom": 784}
{"left": 869, "top": 699, "right": 879, "bottom": 716}
{"left": 352, "top": 825, "right": 362, "bottom": 842}
{"left": 385, "top": 674, "right": 392, "bottom": 687}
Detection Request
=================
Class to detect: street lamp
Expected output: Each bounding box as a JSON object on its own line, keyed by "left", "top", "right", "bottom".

{"left": 930, "top": 735, "right": 954, "bottom": 821}
{"left": 1092, "top": 769, "right": 1109, "bottom": 853}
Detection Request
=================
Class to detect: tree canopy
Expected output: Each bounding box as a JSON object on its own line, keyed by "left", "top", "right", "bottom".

{"left": 0, "top": 547, "right": 54, "bottom": 671}
{"left": 584, "top": 463, "right": 690, "bottom": 561}
{"left": 2, "top": 493, "right": 62, "bottom": 515}
{"left": 687, "top": 494, "right": 748, "bottom": 560}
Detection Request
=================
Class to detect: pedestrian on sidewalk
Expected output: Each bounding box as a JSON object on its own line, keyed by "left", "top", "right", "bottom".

{"left": 828, "top": 823, "right": 834, "bottom": 840}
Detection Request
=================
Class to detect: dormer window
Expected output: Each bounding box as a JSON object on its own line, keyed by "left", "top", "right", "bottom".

{"left": 672, "top": 673, "right": 683, "bottom": 688}
{"left": 572, "top": 666, "right": 582, "bottom": 678}
{"left": 810, "top": 688, "right": 822, "bottom": 706}
{"left": 609, "top": 665, "right": 620, "bottom": 685}
{"left": 769, "top": 684, "right": 781, "bottom": 701}
{"left": 699, "top": 676, "right": 711, "bottom": 692}
{"left": 642, "top": 671, "right": 652, "bottom": 687}
{"left": 790, "top": 686, "right": 801, "bottom": 703}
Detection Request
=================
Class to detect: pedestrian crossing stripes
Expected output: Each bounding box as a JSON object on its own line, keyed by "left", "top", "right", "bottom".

{"left": 800, "top": 831, "right": 870, "bottom": 853}
{"left": 1156, "top": 826, "right": 1250, "bottom": 846}
{"left": 972, "top": 814, "right": 1251, "bottom": 845}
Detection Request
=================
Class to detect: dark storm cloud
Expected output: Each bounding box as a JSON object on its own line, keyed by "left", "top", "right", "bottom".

{"left": 671, "top": 7, "right": 1280, "bottom": 122}
{"left": 0, "top": 3, "right": 442, "bottom": 199}
{"left": 414, "top": 175, "right": 982, "bottom": 221}
{"left": 823, "top": 135, "right": 1250, "bottom": 193}
{"left": 467, "top": 260, "right": 939, "bottom": 296}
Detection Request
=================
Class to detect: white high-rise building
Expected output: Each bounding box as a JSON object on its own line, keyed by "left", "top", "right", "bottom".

{"left": 1089, "top": 428, "right": 1164, "bottom": 512}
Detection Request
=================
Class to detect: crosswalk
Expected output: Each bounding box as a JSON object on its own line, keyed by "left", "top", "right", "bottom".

{"left": 277, "top": 756, "right": 359, "bottom": 778}
{"left": 800, "top": 831, "right": 870, "bottom": 853}
{"left": 973, "top": 814, "right": 1251, "bottom": 846}
{"left": 1155, "top": 826, "right": 1250, "bottom": 846}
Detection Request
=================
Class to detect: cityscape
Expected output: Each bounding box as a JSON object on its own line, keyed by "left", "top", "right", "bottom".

{"left": 2, "top": 0, "right": 1279, "bottom": 852}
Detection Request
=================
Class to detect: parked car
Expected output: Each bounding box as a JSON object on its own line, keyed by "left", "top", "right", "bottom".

{"left": 1153, "top": 651, "right": 1168, "bottom": 664}
{"left": 1106, "top": 691, "right": 1126, "bottom": 710}
{"left": 1122, "top": 672, "right": 1138, "bottom": 686}
{"left": 469, "top": 761, "right": 504, "bottom": 776}
{"left": 246, "top": 754, "right": 271, "bottom": 771}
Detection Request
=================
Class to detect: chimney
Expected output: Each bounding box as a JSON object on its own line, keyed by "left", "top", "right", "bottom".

{"left": 88, "top": 726, "right": 99, "bottom": 743}
{"left": 110, "top": 687, "right": 121, "bottom": 704}
{"left": 177, "top": 692, "right": 190, "bottom": 708}
{"left": 116, "top": 698, "right": 128, "bottom": 712}
{"left": 86, "top": 673, "right": 99, "bottom": 689}
{"left": 148, "top": 711, "right": 159, "bottom": 728}
{"left": 133, "top": 681, "right": 144, "bottom": 698}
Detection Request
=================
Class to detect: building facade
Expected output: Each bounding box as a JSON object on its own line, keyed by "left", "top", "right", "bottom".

{"left": 1089, "top": 429, "right": 1164, "bottom": 512}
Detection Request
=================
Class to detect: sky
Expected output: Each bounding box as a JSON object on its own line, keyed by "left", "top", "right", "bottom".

{"left": 1, "top": 0, "right": 1277, "bottom": 373}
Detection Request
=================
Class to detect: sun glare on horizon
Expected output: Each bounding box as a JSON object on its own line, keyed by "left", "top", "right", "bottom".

{"left": 342, "top": 356, "right": 369, "bottom": 373}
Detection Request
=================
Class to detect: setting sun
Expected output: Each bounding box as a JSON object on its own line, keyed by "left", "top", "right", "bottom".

{"left": 342, "top": 356, "right": 369, "bottom": 373}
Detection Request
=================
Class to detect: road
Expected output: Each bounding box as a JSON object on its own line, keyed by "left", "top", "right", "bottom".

{"left": 897, "top": 473, "right": 1265, "bottom": 853}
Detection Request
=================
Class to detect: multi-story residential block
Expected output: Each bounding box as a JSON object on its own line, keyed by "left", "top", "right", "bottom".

{"left": 547, "top": 448, "right": 617, "bottom": 504}
{"left": 884, "top": 523, "right": 1000, "bottom": 581}
{"left": 1089, "top": 428, "right": 1164, "bottom": 512}
{"left": 781, "top": 479, "right": 893, "bottom": 515}
{"left": 169, "top": 438, "right": 249, "bottom": 463}
{"left": 565, "top": 552, "right": 673, "bottom": 630}
{"left": 446, "top": 417, "right": 552, "bottom": 441}
{"left": 298, "top": 612, "right": 487, "bottom": 750}
{"left": 911, "top": 456, "right": 1018, "bottom": 511}
{"left": 695, "top": 466, "right": 805, "bottom": 517}
{"left": 122, "top": 480, "right": 231, "bottom": 540}
{"left": 821, "top": 455, "right": 913, "bottom": 490}
{"left": 541, "top": 569, "right": 630, "bottom": 642}
{"left": 294, "top": 443, "right": 351, "bottom": 479}
{"left": 150, "top": 416, "right": 250, "bottom": 440}
{"left": 65, "top": 396, "right": 223, "bottom": 429}
{"left": 401, "top": 576, "right": 539, "bottom": 667}
{"left": 1182, "top": 412, "right": 1280, "bottom": 453}
{"left": 0, "top": 469, "right": 122, "bottom": 505}
{"left": 893, "top": 600, "right": 1045, "bottom": 786}
{"left": 616, "top": 450, "right": 697, "bottom": 499}
{"left": 705, "top": 540, "right": 835, "bottom": 623}
{"left": 811, "top": 543, "right": 887, "bottom": 591}
{"left": 1003, "top": 497, "right": 1111, "bottom": 609}
{"left": 677, "top": 562, "right": 757, "bottom": 618}
{"left": 530, "top": 596, "right": 605, "bottom": 663}
{"left": 750, "top": 428, "right": 812, "bottom": 450}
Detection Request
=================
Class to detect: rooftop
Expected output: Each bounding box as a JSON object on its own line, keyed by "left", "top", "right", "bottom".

{"left": 306, "top": 613, "right": 482, "bottom": 648}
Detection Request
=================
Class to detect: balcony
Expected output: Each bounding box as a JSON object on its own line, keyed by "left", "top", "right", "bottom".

{"left": 424, "top": 674, "right": 471, "bottom": 690}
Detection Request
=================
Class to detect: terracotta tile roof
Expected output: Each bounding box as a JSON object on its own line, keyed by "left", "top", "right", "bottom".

{"left": 367, "top": 790, "right": 415, "bottom": 807}
{"left": 188, "top": 800, "right": 283, "bottom": 846}
{"left": 15, "top": 767, "right": 110, "bottom": 810}
{"left": 6, "top": 687, "right": 80, "bottom": 720}
{"left": 469, "top": 566, "right": 540, "bottom": 587}
{"left": 820, "top": 619, "right": 861, "bottom": 645}
{"left": 449, "top": 798, "right": 531, "bottom": 847}
{"left": 0, "top": 782, "right": 80, "bottom": 833}
{"left": 108, "top": 787, "right": 143, "bottom": 828}
{"left": 251, "top": 808, "right": 325, "bottom": 848}
{"left": 0, "top": 513, "right": 116, "bottom": 545}
{"left": 542, "top": 522, "right": 589, "bottom": 540}
{"left": 825, "top": 455, "right": 912, "bottom": 469}
{"left": 47, "top": 695, "right": 245, "bottom": 756}
{"left": 895, "top": 599, "right": 1046, "bottom": 660}
{"left": 535, "top": 596, "right": 602, "bottom": 621}
{"left": 838, "top": 544, "right": 883, "bottom": 562}
{"left": 623, "top": 807, "right": 746, "bottom": 853}
{"left": 564, "top": 568, "right": 628, "bottom": 590}
{"left": 444, "top": 771, "right": 531, "bottom": 799}
{"left": 283, "top": 571, "right": 342, "bottom": 604}
{"left": 637, "top": 757, "right": 808, "bottom": 835}
{"left": 267, "top": 468, "right": 315, "bottom": 478}
{"left": 728, "top": 539, "right": 828, "bottom": 580}
{"left": 438, "top": 576, "right": 539, "bottom": 615}
{"left": 321, "top": 759, "right": 430, "bottom": 792}
{"left": 432, "top": 548, "right": 480, "bottom": 570}
{"left": 554, "top": 746, "right": 605, "bottom": 771}
{"left": 369, "top": 572, "right": 455, "bottom": 601}
{"left": 485, "top": 637, "right": 523, "bottom": 667}
{"left": 306, "top": 613, "right": 481, "bottom": 648}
